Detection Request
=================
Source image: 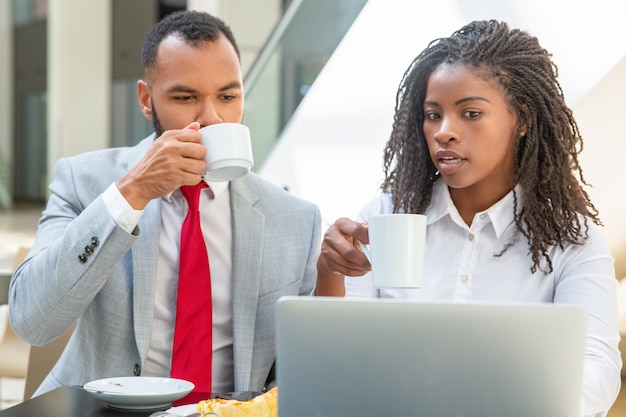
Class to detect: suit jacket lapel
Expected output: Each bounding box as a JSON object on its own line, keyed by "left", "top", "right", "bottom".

{"left": 230, "top": 177, "right": 264, "bottom": 390}
{"left": 123, "top": 135, "right": 162, "bottom": 363}
{"left": 132, "top": 198, "right": 161, "bottom": 364}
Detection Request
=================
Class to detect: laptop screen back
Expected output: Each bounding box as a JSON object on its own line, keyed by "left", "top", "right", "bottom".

{"left": 276, "top": 296, "right": 586, "bottom": 417}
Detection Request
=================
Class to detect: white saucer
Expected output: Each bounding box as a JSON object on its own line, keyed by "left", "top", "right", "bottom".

{"left": 83, "top": 376, "right": 194, "bottom": 410}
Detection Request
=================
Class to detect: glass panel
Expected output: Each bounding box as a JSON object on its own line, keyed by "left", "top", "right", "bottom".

{"left": 110, "top": 0, "right": 185, "bottom": 147}
{"left": 111, "top": 79, "right": 153, "bottom": 147}
{"left": 13, "top": 16, "right": 47, "bottom": 203}
{"left": 14, "top": 91, "right": 47, "bottom": 201}
{"left": 243, "top": 0, "right": 368, "bottom": 171}
{"left": 12, "top": 0, "right": 47, "bottom": 27}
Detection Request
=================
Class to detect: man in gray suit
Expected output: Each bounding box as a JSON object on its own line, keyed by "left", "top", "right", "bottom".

{"left": 9, "top": 10, "right": 321, "bottom": 397}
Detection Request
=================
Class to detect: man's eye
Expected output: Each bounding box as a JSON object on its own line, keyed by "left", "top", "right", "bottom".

{"left": 221, "top": 95, "right": 236, "bottom": 101}
{"left": 175, "top": 95, "right": 193, "bottom": 102}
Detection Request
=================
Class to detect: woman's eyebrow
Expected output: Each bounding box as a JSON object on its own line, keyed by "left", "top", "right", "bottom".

{"left": 423, "top": 96, "right": 490, "bottom": 107}
{"left": 455, "top": 96, "right": 489, "bottom": 105}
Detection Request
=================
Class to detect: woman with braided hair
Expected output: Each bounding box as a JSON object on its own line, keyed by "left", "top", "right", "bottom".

{"left": 315, "top": 20, "right": 621, "bottom": 416}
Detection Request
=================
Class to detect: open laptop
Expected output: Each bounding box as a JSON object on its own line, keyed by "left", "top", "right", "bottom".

{"left": 276, "top": 296, "right": 587, "bottom": 417}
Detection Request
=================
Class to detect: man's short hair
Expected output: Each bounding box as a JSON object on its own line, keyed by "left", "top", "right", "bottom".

{"left": 141, "top": 10, "right": 240, "bottom": 77}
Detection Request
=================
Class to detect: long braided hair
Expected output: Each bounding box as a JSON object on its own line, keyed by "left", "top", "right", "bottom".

{"left": 382, "top": 20, "right": 601, "bottom": 273}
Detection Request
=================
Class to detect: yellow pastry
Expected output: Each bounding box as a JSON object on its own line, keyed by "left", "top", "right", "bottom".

{"left": 197, "top": 387, "right": 277, "bottom": 417}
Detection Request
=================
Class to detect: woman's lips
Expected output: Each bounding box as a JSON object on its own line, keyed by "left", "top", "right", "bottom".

{"left": 435, "top": 150, "right": 466, "bottom": 175}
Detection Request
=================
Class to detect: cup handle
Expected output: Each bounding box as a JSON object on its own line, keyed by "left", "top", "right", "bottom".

{"left": 358, "top": 241, "right": 372, "bottom": 264}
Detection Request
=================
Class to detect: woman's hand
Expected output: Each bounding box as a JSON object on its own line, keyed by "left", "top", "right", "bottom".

{"left": 315, "top": 217, "right": 371, "bottom": 296}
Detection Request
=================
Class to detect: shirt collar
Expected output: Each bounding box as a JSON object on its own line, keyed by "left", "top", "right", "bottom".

{"left": 426, "top": 179, "right": 521, "bottom": 238}
{"left": 203, "top": 178, "right": 229, "bottom": 199}
{"left": 162, "top": 178, "right": 229, "bottom": 202}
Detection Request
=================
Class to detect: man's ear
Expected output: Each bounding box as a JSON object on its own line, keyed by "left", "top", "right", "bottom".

{"left": 137, "top": 80, "right": 153, "bottom": 120}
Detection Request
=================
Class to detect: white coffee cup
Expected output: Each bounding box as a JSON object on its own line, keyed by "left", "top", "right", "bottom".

{"left": 359, "top": 213, "right": 427, "bottom": 289}
{"left": 200, "top": 123, "right": 254, "bottom": 182}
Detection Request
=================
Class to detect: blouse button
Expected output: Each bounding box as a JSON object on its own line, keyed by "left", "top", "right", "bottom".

{"left": 468, "top": 233, "right": 475, "bottom": 241}
{"left": 460, "top": 275, "right": 469, "bottom": 283}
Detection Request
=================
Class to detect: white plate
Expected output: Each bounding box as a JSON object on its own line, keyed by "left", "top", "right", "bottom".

{"left": 167, "top": 404, "right": 199, "bottom": 416}
{"left": 83, "top": 376, "right": 194, "bottom": 410}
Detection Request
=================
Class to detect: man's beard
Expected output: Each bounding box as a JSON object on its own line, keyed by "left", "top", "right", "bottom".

{"left": 151, "top": 99, "right": 164, "bottom": 138}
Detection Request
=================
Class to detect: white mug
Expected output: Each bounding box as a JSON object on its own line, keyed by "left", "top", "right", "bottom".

{"left": 200, "top": 123, "right": 254, "bottom": 182}
{"left": 359, "top": 213, "right": 426, "bottom": 289}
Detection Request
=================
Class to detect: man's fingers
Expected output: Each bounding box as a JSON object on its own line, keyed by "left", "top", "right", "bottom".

{"left": 183, "top": 121, "right": 201, "bottom": 131}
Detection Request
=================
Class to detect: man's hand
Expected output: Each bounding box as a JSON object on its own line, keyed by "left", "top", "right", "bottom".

{"left": 116, "top": 122, "right": 207, "bottom": 209}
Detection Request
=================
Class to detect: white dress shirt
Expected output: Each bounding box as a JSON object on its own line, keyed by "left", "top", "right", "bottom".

{"left": 103, "top": 179, "right": 235, "bottom": 393}
{"left": 346, "top": 180, "right": 621, "bottom": 417}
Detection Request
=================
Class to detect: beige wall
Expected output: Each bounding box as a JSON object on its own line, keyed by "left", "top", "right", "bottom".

{"left": 576, "top": 55, "right": 626, "bottom": 279}
{"left": 47, "top": 0, "right": 111, "bottom": 180}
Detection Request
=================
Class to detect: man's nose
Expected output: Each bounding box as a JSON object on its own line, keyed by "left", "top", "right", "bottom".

{"left": 198, "top": 102, "right": 223, "bottom": 127}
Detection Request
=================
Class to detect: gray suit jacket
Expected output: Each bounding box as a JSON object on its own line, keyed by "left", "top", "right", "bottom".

{"left": 9, "top": 135, "right": 321, "bottom": 396}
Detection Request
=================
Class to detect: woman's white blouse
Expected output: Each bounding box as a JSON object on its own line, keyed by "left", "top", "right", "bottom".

{"left": 346, "top": 180, "right": 621, "bottom": 417}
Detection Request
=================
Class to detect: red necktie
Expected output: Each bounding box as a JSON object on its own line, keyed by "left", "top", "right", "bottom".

{"left": 171, "top": 182, "right": 212, "bottom": 393}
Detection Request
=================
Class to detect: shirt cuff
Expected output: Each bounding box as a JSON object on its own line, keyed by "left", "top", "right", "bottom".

{"left": 102, "top": 183, "right": 144, "bottom": 234}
